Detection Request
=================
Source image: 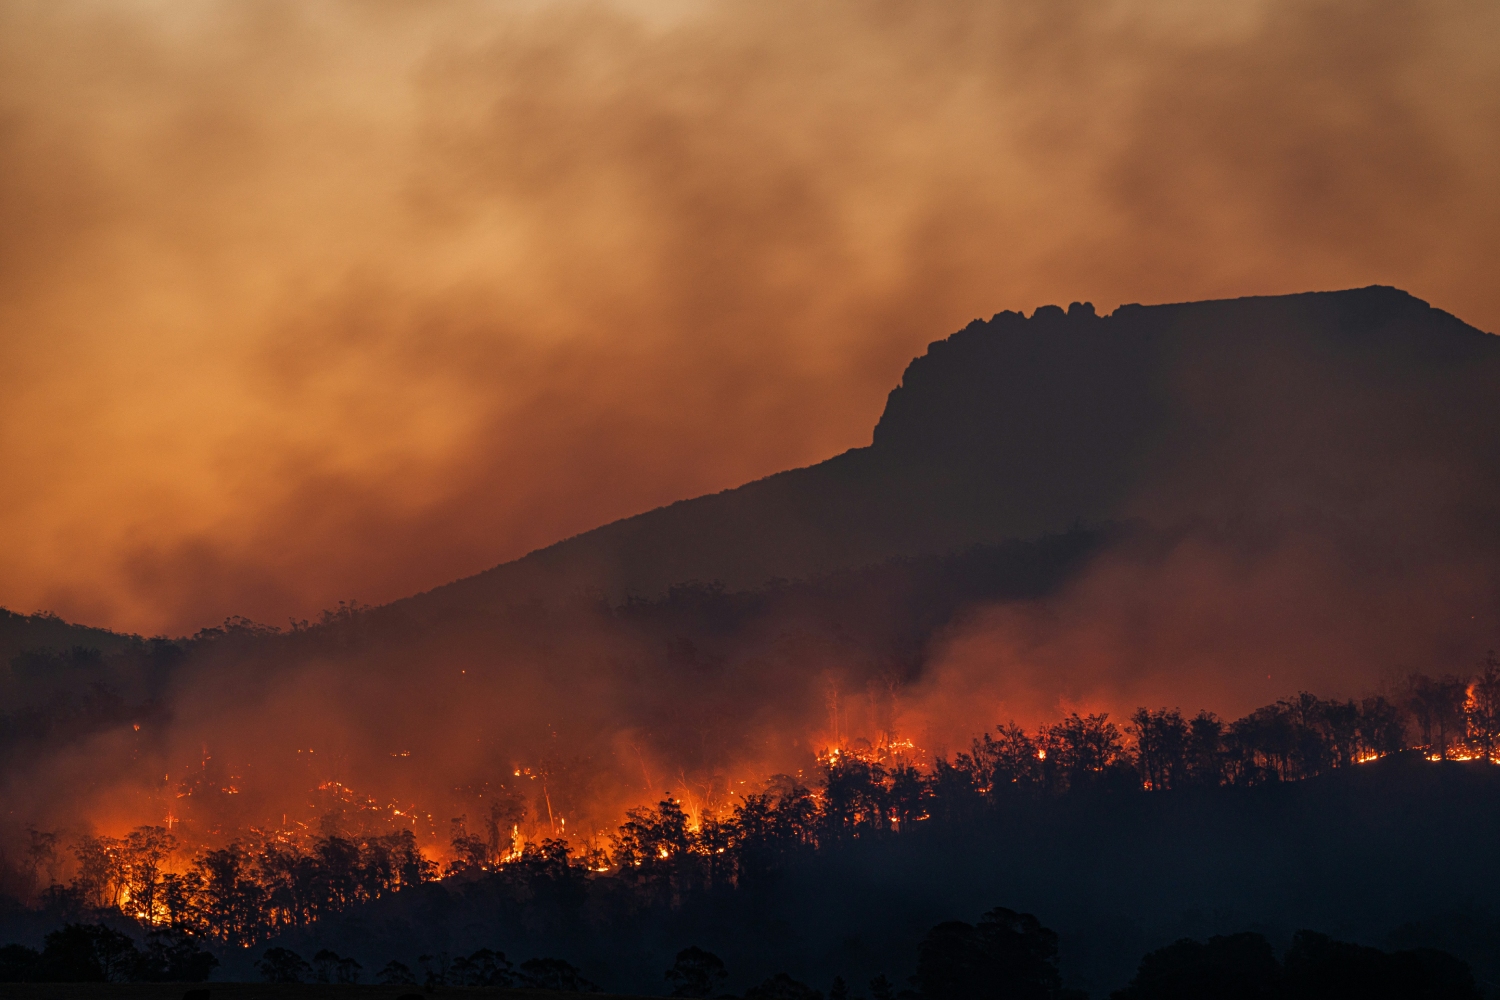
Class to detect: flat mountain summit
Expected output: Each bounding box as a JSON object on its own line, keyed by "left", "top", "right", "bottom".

{"left": 400, "top": 286, "right": 1499, "bottom": 620}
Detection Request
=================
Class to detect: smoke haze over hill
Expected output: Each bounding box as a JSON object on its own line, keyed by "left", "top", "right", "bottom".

{"left": 3, "top": 288, "right": 1498, "bottom": 867}
{"left": 1, "top": 0, "right": 1498, "bottom": 635}
{"left": 4, "top": 7, "right": 1500, "bottom": 993}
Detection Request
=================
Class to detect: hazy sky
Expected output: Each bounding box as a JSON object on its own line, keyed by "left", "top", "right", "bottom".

{"left": 2, "top": 0, "right": 1496, "bottom": 636}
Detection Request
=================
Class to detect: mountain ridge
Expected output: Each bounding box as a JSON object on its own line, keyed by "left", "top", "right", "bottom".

{"left": 5, "top": 285, "right": 1492, "bottom": 641}
{"left": 389, "top": 285, "right": 1498, "bottom": 624}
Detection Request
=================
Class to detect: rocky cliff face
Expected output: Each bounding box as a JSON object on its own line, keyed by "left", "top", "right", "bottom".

{"left": 396, "top": 286, "right": 1498, "bottom": 620}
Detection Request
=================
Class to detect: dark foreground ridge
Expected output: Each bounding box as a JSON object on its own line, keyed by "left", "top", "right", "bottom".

{"left": 0, "top": 988, "right": 644, "bottom": 1000}
{"left": 5, "top": 742, "right": 1500, "bottom": 995}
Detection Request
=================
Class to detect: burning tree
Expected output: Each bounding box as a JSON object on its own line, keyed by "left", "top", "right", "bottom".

{"left": 1466, "top": 653, "right": 1500, "bottom": 760}
{"left": 1408, "top": 674, "right": 1470, "bottom": 760}
{"left": 10, "top": 671, "right": 1500, "bottom": 951}
{"left": 1129, "top": 709, "right": 1188, "bottom": 791}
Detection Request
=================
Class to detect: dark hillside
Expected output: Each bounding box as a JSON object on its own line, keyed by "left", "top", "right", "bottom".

{"left": 0, "top": 988, "right": 635, "bottom": 1000}
{"left": 6, "top": 288, "right": 1500, "bottom": 998}
{"left": 10, "top": 285, "right": 1500, "bottom": 860}
{"left": 0, "top": 609, "right": 137, "bottom": 664}
{"left": 0, "top": 532, "right": 1105, "bottom": 842}
{"left": 172, "top": 753, "right": 1500, "bottom": 997}
{"left": 393, "top": 287, "right": 1500, "bottom": 624}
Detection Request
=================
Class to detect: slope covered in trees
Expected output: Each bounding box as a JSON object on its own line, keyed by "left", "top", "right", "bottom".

{"left": 4, "top": 674, "right": 1500, "bottom": 994}
{"left": 3, "top": 287, "right": 1499, "bottom": 996}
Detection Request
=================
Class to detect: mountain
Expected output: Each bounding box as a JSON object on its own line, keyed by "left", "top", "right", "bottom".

{"left": 5, "top": 286, "right": 1500, "bottom": 982}
{"left": 9, "top": 284, "right": 1499, "bottom": 804}
{"left": 394, "top": 286, "right": 1499, "bottom": 622}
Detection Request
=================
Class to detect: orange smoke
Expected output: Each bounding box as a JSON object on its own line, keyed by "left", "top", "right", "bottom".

{"left": 0, "top": 0, "right": 1497, "bottom": 635}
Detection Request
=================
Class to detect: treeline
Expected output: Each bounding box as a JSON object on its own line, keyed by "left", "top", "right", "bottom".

{"left": 967, "top": 659, "right": 1500, "bottom": 799}
{"left": 900, "top": 910, "right": 1479, "bottom": 1000}
{"left": 254, "top": 944, "right": 598, "bottom": 992}
{"left": 3, "top": 912, "right": 1481, "bottom": 999}
{"left": 5, "top": 671, "right": 1499, "bottom": 951}
{"left": 15, "top": 829, "right": 429, "bottom": 947}
{"left": 0, "top": 923, "right": 216, "bottom": 983}
{"left": 1111, "top": 928, "right": 1479, "bottom": 1000}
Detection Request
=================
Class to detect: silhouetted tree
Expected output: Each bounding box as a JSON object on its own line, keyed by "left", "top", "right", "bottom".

{"left": 134, "top": 928, "right": 217, "bottom": 982}
{"left": 377, "top": 959, "right": 417, "bottom": 985}
{"left": 1130, "top": 708, "right": 1188, "bottom": 790}
{"left": 39, "top": 924, "right": 138, "bottom": 983}
{"left": 927, "top": 758, "right": 984, "bottom": 824}
{"left": 666, "top": 945, "right": 729, "bottom": 998}
{"left": 313, "top": 948, "right": 340, "bottom": 983}
{"left": 1467, "top": 652, "right": 1500, "bottom": 761}
{"left": 120, "top": 826, "right": 176, "bottom": 923}
{"left": 1282, "top": 929, "right": 1480, "bottom": 1000}
{"left": 1357, "top": 696, "right": 1406, "bottom": 758}
{"left": 746, "top": 972, "right": 823, "bottom": 1000}
{"left": 257, "top": 946, "right": 312, "bottom": 983}
{"left": 448, "top": 816, "right": 491, "bottom": 875}
{"left": 697, "top": 814, "right": 738, "bottom": 888}
{"left": 1111, "top": 932, "right": 1279, "bottom": 1000}
{"left": 821, "top": 756, "right": 890, "bottom": 841}
{"left": 888, "top": 764, "right": 928, "bottom": 829}
{"left": 1409, "top": 674, "right": 1470, "bottom": 759}
{"left": 1318, "top": 698, "right": 1362, "bottom": 768}
{"left": 69, "top": 836, "right": 122, "bottom": 909}
{"left": 451, "top": 948, "right": 513, "bottom": 987}
{"left": 1184, "top": 711, "right": 1226, "bottom": 786}
{"left": 916, "top": 907, "right": 1073, "bottom": 1000}
{"left": 193, "top": 845, "right": 265, "bottom": 946}
{"left": 418, "top": 952, "right": 451, "bottom": 987}
{"left": 731, "top": 785, "right": 819, "bottom": 887}
{"left": 310, "top": 947, "right": 359, "bottom": 984}
{"left": 970, "top": 722, "right": 1042, "bottom": 794}
{"left": 613, "top": 797, "right": 697, "bottom": 900}
{"left": 1042, "top": 713, "right": 1129, "bottom": 792}
{"left": 519, "top": 957, "right": 597, "bottom": 992}
{"left": 23, "top": 827, "right": 58, "bottom": 907}
{"left": 1229, "top": 703, "right": 1299, "bottom": 783}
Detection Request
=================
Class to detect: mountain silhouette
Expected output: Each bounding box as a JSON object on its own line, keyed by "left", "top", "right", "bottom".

{"left": 6, "top": 287, "right": 1500, "bottom": 993}
{"left": 393, "top": 286, "right": 1498, "bottom": 623}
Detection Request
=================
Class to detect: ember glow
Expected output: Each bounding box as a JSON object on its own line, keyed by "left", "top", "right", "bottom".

{"left": 1, "top": 5, "right": 1499, "bottom": 990}
{"left": 9, "top": 679, "right": 1494, "bottom": 948}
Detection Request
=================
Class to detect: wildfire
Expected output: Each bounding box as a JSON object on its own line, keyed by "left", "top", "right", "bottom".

{"left": 1424, "top": 748, "right": 1497, "bottom": 763}
{"left": 816, "top": 732, "right": 928, "bottom": 768}
{"left": 33, "top": 668, "right": 1500, "bottom": 943}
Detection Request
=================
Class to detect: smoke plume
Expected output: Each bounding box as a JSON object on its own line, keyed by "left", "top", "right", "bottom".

{"left": 1, "top": 0, "right": 1496, "bottom": 635}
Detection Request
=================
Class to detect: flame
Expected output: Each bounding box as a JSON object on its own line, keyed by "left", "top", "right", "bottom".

{"left": 50, "top": 696, "right": 1500, "bottom": 936}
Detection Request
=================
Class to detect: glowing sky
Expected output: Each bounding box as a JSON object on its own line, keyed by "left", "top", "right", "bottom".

{"left": 2, "top": 0, "right": 1496, "bottom": 635}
